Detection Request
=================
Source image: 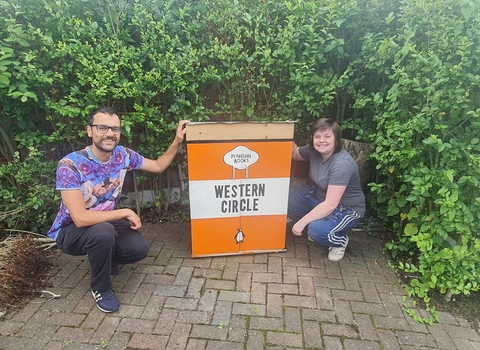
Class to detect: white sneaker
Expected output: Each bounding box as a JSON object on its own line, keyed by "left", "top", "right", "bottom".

{"left": 328, "top": 236, "right": 349, "bottom": 261}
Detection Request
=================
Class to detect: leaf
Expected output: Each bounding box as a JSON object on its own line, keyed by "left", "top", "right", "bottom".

{"left": 0, "top": 74, "right": 9, "bottom": 85}
{"left": 404, "top": 223, "right": 418, "bottom": 237}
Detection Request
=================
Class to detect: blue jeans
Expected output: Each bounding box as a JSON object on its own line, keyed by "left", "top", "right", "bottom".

{"left": 288, "top": 184, "right": 362, "bottom": 247}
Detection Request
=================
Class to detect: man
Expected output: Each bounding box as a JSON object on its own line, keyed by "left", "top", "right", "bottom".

{"left": 47, "top": 106, "right": 188, "bottom": 313}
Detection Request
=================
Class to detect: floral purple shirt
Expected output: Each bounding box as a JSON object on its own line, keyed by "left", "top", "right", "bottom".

{"left": 47, "top": 146, "right": 144, "bottom": 240}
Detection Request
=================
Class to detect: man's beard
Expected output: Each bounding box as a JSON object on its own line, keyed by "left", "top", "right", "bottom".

{"left": 93, "top": 137, "right": 118, "bottom": 153}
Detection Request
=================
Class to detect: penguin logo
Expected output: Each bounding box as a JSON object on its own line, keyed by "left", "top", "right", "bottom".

{"left": 235, "top": 228, "right": 245, "bottom": 244}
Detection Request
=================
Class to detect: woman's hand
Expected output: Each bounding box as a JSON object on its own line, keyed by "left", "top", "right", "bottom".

{"left": 292, "top": 221, "right": 306, "bottom": 236}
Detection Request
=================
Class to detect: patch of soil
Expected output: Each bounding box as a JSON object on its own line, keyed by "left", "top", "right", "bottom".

{"left": 140, "top": 203, "right": 191, "bottom": 224}
{"left": 429, "top": 290, "right": 480, "bottom": 331}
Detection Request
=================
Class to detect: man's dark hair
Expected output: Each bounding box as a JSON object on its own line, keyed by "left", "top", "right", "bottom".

{"left": 309, "top": 118, "right": 343, "bottom": 153}
{"left": 88, "top": 106, "right": 120, "bottom": 125}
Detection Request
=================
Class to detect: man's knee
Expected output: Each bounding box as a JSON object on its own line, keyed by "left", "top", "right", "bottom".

{"left": 89, "top": 222, "right": 117, "bottom": 246}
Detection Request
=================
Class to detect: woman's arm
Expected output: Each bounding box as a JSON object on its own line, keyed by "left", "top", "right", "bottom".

{"left": 292, "top": 142, "right": 307, "bottom": 161}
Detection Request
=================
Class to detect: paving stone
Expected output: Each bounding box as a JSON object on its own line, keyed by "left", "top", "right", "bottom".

{"left": 235, "top": 272, "right": 252, "bottom": 292}
{"left": 341, "top": 270, "right": 362, "bottom": 292}
{"left": 177, "top": 310, "right": 211, "bottom": 324}
{"left": 267, "top": 282, "right": 298, "bottom": 295}
{"left": 303, "top": 319, "right": 323, "bottom": 349}
{"left": 166, "top": 322, "right": 192, "bottom": 350}
{"left": 284, "top": 307, "right": 302, "bottom": 333}
{"left": 396, "top": 330, "right": 437, "bottom": 347}
{"left": 250, "top": 282, "right": 267, "bottom": 304}
{"left": 128, "top": 333, "right": 169, "bottom": 349}
{"left": 377, "top": 329, "right": 401, "bottom": 350}
{"left": 190, "top": 324, "right": 228, "bottom": 340}
{"left": 253, "top": 272, "right": 282, "bottom": 283}
{"left": 239, "top": 263, "right": 268, "bottom": 274}
{"left": 321, "top": 323, "right": 359, "bottom": 338}
{"left": 283, "top": 295, "right": 317, "bottom": 308}
{"left": 186, "top": 277, "right": 206, "bottom": 298}
{"left": 154, "top": 285, "right": 187, "bottom": 297}
{"left": 141, "top": 294, "right": 166, "bottom": 320}
{"left": 185, "top": 338, "right": 207, "bottom": 350}
{"left": 154, "top": 308, "right": 179, "bottom": 335}
{"left": 218, "top": 290, "right": 250, "bottom": 303}
{"left": 205, "top": 340, "right": 245, "bottom": 350}
{"left": 351, "top": 301, "right": 387, "bottom": 316}
{"left": 249, "top": 316, "right": 284, "bottom": 331}
{"left": 427, "top": 323, "right": 457, "bottom": 349}
{"left": 355, "top": 313, "right": 379, "bottom": 341}
{"left": 298, "top": 276, "right": 315, "bottom": 296}
{"left": 343, "top": 339, "right": 381, "bottom": 349}
{"left": 198, "top": 289, "right": 218, "bottom": 312}
{"left": 204, "top": 279, "right": 236, "bottom": 290}
{"left": 174, "top": 266, "right": 194, "bottom": 286}
{"left": 302, "top": 308, "right": 337, "bottom": 323}
{"left": 323, "top": 335, "right": 343, "bottom": 350}
{"left": 227, "top": 327, "right": 247, "bottom": 342}
{"left": 266, "top": 294, "right": 284, "bottom": 318}
{"left": 283, "top": 265, "right": 298, "bottom": 284}
{"left": 266, "top": 331, "right": 303, "bottom": 348}
{"left": 52, "top": 326, "right": 95, "bottom": 343}
{"left": 267, "top": 256, "right": 283, "bottom": 274}
{"left": 247, "top": 330, "right": 266, "bottom": 349}
{"left": 232, "top": 303, "right": 265, "bottom": 316}
{"left": 316, "top": 286, "right": 334, "bottom": 310}
{"left": 334, "top": 299, "right": 354, "bottom": 324}
{"left": 89, "top": 315, "right": 120, "bottom": 344}
{"left": 117, "top": 317, "right": 155, "bottom": 334}
{"left": 164, "top": 296, "right": 198, "bottom": 310}
{"left": 212, "top": 300, "right": 232, "bottom": 326}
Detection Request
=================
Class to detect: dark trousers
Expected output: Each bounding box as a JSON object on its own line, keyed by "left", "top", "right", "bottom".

{"left": 56, "top": 219, "right": 149, "bottom": 292}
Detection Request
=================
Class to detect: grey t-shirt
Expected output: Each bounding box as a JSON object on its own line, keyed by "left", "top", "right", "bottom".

{"left": 299, "top": 145, "right": 366, "bottom": 217}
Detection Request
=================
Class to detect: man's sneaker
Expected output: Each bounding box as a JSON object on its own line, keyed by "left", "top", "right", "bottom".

{"left": 307, "top": 235, "right": 314, "bottom": 242}
{"left": 328, "top": 236, "right": 349, "bottom": 262}
{"left": 92, "top": 289, "right": 120, "bottom": 313}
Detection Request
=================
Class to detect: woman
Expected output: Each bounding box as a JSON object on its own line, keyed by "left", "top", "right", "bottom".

{"left": 288, "top": 118, "right": 365, "bottom": 261}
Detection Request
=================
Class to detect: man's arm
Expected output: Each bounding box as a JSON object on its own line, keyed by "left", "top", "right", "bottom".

{"left": 61, "top": 190, "right": 142, "bottom": 229}
{"left": 140, "top": 120, "right": 189, "bottom": 173}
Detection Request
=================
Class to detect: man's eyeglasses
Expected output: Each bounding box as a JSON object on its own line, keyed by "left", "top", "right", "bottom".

{"left": 89, "top": 124, "right": 122, "bottom": 134}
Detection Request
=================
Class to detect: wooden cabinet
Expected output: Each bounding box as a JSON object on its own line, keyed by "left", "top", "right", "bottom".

{"left": 186, "top": 122, "right": 294, "bottom": 257}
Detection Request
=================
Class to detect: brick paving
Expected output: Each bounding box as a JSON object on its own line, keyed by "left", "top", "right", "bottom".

{"left": 1, "top": 222, "right": 479, "bottom": 349}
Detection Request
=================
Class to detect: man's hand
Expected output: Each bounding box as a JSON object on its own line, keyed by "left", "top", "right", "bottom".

{"left": 174, "top": 120, "right": 189, "bottom": 144}
{"left": 124, "top": 208, "right": 142, "bottom": 230}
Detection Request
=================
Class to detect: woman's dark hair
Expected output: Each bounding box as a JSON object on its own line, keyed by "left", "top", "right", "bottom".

{"left": 88, "top": 106, "right": 120, "bottom": 125}
{"left": 309, "top": 118, "right": 343, "bottom": 153}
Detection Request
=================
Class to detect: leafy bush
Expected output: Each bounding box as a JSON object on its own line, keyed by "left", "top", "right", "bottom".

{"left": 0, "top": 148, "right": 59, "bottom": 235}
{"left": 363, "top": 0, "right": 480, "bottom": 307}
